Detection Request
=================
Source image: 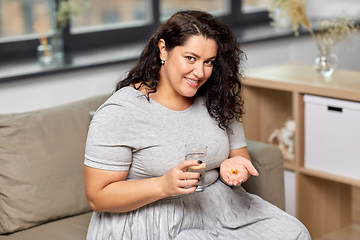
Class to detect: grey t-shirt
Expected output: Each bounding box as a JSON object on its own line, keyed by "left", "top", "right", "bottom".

{"left": 84, "top": 87, "right": 246, "bottom": 186}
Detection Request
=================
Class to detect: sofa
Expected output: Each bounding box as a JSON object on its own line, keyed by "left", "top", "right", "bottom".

{"left": 0, "top": 94, "right": 285, "bottom": 240}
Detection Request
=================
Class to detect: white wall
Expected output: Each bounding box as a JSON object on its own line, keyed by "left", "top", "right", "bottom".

{"left": 242, "top": 33, "right": 360, "bottom": 71}
{"left": 0, "top": 33, "right": 359, "bottom": 114}
{"left": 0, "top": 62, "right": 135, "bottom": 113}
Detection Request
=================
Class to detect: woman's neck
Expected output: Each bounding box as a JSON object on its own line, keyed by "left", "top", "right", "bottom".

{"left": 136, "top": 82, "right": 194, "bottom": 111}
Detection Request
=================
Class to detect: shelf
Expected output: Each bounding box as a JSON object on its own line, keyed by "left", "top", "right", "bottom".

{"left": 284, "top": 160, "right": 296, "bottom": 171}
{"left": 314, "top": 224, "right": 360, "bottom": 240}
{"left": 242, "top": 64, "right": 360, "bottom": 239}
{"left": 241, "top": 85, "right": 293, "bottom": 143}
{"left": 299, "top": 167, "right": 360, "bottom": 188}
{"left": 244, "top": 64, "right": 360, "bottom": 102}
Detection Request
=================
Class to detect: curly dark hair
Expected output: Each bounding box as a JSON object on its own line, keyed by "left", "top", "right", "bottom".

{"left": 115, "top": 10, "right": 246, "bottom": 131}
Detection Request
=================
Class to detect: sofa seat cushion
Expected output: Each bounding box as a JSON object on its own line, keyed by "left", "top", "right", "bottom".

{"left": 0, "top": 95, "right": 108, "bottom": 234}
{"left": 0, "top": 212, "right": 92, "bottom": 240}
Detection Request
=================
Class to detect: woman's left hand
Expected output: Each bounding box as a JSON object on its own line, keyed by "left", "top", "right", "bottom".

{"left": 219, "top": 156, "right": 259, "bottom": 186}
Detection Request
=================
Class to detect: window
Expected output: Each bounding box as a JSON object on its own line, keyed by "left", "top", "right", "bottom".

{"left": 160, "top": 0, "right": 230, "bottom": 20}
{"left": 0, "top": 0, "right": 270, "bottom": 61}
{"left": 242, "top": 0, "right": 270, "bottom": 13}
{"left": 71, "top": 0, "right": 151, "bottom": 34}
{"left": 0, "top": 0, "right": 52, "bottom": 42}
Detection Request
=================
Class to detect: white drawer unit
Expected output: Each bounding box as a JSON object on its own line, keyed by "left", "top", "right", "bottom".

{"left": 304, "top": 94, "right": 360, "bottom": 180}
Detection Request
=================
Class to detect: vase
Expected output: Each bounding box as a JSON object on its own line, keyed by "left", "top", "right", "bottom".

{"left": 37, "top": 44, "right": 53, "bottom": 65}
{"left": 313, "top": 52, "right": 339, "bottom": 77}
{"left": 50, "top": 29, "right": 64, "bottom": 62}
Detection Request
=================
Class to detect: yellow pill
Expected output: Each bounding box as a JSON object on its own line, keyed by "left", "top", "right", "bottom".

{"left": 231, "top": 169, "right": 238, "bottom": 174}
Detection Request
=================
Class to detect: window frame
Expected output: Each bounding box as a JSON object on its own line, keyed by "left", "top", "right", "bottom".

{"left": 0, "top": 0, "right": 270, "bottom": 61}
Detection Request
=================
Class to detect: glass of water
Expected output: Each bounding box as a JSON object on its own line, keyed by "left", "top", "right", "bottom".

{"left": 185, "top": 143, "right": 207, "bottom": 191}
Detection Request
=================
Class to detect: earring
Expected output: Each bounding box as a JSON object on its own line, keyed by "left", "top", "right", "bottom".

{"left": 161, "top": 60, "right": 165, "bottom": 65}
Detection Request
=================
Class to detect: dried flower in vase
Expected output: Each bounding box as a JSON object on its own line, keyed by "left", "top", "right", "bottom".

{"left": 269, "top": 0, "right": 360, "bottom": 77}
{"left": 316, "top": 17, "right": 359, "bottom": 55}
{"left": 33, "top": 22, "right": 51, "bottom": 58}
{"left": 268, "top": 0, "right": 323, "bottom": 55}
{"left": 269, "top": 0, "right": 360, "bottom": 56}
{"left": 269, "top": 0, "right": 310, "bottom": 36}
{"left": 50, "top": 0, "right": 91, "bottom": 61}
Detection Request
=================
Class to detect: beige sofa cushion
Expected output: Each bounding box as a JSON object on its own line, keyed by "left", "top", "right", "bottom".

{"left": 0, "top": 212, "right": 92, "bottom": 240}
{"left": 0, "top": 95, "right": 108, "bottom": 234}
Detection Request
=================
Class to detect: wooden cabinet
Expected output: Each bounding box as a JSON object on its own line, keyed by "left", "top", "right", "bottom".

{"left": 242, "top": 64, "right": 360, "bottom": 239}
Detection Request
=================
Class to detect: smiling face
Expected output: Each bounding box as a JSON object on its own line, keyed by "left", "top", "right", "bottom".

{"left": 158, "top": 35, "right": 217, "bottom": 100}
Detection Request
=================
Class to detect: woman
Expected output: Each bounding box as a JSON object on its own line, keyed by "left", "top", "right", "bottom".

{"left": 84, "top": 10, "right": 310, "bottom": 239}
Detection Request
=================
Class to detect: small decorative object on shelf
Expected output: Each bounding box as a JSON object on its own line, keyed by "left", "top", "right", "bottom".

{"left": 268, "top": 0, "right": 359, "bottom": 77}
{"left": 313, "top": 53, "right": 338, "bottom": 78}
{"left": 33, "top": 22, "right": 53, "bottom": 65}
{"left": 37, "top": 44, "right": 53, "bottom": 65}
{"left": 314, "top": 17, "right": 358, "bottom": 77}
{"left": 51, "top": 0, "right": 91, "bottom": 62}
{"left": 51, "top": 29, "right": 64, "bottom": 62}
{"left": 267, "top": 118, "right": 295, "bottom": 161}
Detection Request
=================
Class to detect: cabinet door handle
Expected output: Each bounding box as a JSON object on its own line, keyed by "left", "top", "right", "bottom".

{"left": 328, "top": 106, "right": 342, "bottom": 112}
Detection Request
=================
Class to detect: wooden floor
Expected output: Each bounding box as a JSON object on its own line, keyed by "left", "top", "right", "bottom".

{"left": 314, "top": 225, "right": 360, "bottom": 240}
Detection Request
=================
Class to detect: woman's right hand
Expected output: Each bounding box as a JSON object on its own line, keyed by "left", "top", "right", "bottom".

{"left": 159, "top": 160, "right": 202, "bottom": 197}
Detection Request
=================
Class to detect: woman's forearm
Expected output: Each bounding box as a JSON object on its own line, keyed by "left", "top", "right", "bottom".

{"left": 87, "top": 176, "right": 166, "bottom": 213}
{"left": 84, "top": 160, "right": 200, "bottom": 213}
{"left": 84, "top": 166, "right": 167, "bottom": 213}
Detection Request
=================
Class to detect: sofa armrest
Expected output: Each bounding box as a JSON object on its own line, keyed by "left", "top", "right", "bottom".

{"left": 242, "top": 140, "right": 285, "bottom": 210}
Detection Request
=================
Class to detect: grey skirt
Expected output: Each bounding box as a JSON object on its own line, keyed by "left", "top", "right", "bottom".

{"left": 86, "top": 179, "right": 310, "bottom": 240}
